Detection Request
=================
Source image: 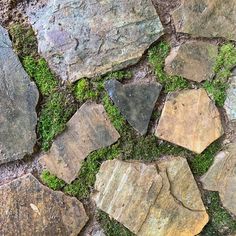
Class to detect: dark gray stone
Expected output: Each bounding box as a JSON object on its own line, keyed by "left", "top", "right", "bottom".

{"left": 105, "top": 80, "right": 162, "bottom": 135}
{"left": 0, "top": 25, "right": 39, "bottom": 164}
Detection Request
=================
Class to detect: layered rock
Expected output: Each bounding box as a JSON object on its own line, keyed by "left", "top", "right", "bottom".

{"left": 201, "top": 143, "right": 236, "bottom": 216}
{"left": 171, "top": 0, "right": 236, "bottom": 40}
{"left": 93, "top": 157, "right": 209, "bottom": 236}
{"left": 155, "top": 89, "right": 223, "bottom": 154}
{"left": 40, "top": 102, "right": 120, "bottom": 184}
{"left": 165, "top": 41, "right": 218, "bottom": 82}
{"left": 105, "top": 80, "right": 162, "bottom": 135}
{"left": 27, "top": 0, "right": 163, "bottom": 82}
{"left": 0, "top": 25, "right": 38, "bottom": 164}
{"left": 0, "top": 174, "right": 88, "bottom": 235}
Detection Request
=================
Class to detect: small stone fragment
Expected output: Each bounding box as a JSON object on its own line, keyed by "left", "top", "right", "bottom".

{"left": 171, "top": 0, "right": 236, "bottom": 41}
{"left": 201, "top": 143, "right": 236, "bottom": 216}
{"left": 105, "top": 80, "right": 162, "bottom": 135}
{"left": 40, "top": 102, "right": 120, "bottom": 184}
{"left": 93, "top": 157, "right": 208, "bottom": 236}
{"left": 0, "top": 25, "right": 39, "bottom": 164}
{"left": 155, "top": 89, "right": 223, "bottom": 154}
{"left": 165, "top": 41, "right": 218, "bottom": 82}
{"left": 224, "top": 68, "right": 236, "bottom": 121}
{"left": 0, "top": 174, "right": 88, "bottom": 235}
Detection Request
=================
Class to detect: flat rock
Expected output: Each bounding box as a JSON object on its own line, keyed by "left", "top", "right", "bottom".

{"left": 27, "top": 0, "right": 163, "bottom": 82}
{"left": 201, "top": 143, "right": 236, "bottom": 216}
{"left": 165, "top": 41, "right": 218, "bottom": 82}
{"left": 224, "top": 68, "right": 236, "bottom": 121}
{"left": 105, "top": 80, "right": 162, "bottom": 135}
{"left": 155, "top": 89, "right": 223, "bottom": 154}
{"left": 40, "top": 102, "right": 120, "bottom": 184}
{"left": 93, "top": 157, "right": 208, "bottom": 236}
{"left": 0, "top": 25, "right": 38, "bottom": 164}
{"left": 171, "top": 0, "right": 236, "bottom": 40}
{"left": 0, "top": 173, "right": 88, "bottom": 235}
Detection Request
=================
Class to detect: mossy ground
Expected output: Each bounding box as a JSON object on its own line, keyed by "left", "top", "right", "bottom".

{"left": 9, "top": 23, "right": 236, "bottom": 235}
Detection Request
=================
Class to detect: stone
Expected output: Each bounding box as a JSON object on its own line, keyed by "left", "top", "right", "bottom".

{"left": 40, "top": 102, "right": 120, "bottom": 184}
{"left": 0, "top": 173, "right": 88, "bottom": 235}
{"left": 165, "top": 41, "right": 218, "bottom": 82}
{"left": 105, "top": 80, "right": 162, "bottom": 135}
{"left": 224, "top": 68, "right": 236, "bottom": 121}
{"left": 201, "top": 143, "right": 236, "bottom": 216}
{"left": 27, "top": 0, "right": 163, "bottom": 82}
{"left": 171, "top": 0, "right": 236, "bottom": 40}
{"left": 155, "top": 89, "right": 223, "bottom": 154}
{"left": 0, "top": 25, "right": 39, "bottom": 164}
{"left": 93, "top": 157, "right": 208, "bottom": 236}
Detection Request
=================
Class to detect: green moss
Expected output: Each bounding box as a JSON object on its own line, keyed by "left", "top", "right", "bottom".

{"left": 40, "top": 170, "right": 65, "bottom": 191}
{"left": 97, "top": 210, "right": 135, "bottom": 236}
{"left": 148, "top": 42, "right": 190, "bottom": 92}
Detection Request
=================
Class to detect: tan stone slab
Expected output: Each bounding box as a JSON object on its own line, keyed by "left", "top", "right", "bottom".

{"left": 155, "top": 89, "right": 223, "bottom": 154}
{"left": 165, "top": 41, "right": 218, "bottom": 82}
{"left": 0, "top": 174, "right": 88, "bottom": 236}
{"left": 93, "top": 157, "right": 209, "bottom": 236}
{"left": 40, "top": 102, "right": 120, "bottom": 184}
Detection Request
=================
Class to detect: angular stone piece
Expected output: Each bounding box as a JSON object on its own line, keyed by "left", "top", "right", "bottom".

{"left": 171, "top": 0, "right": 236, "bottom": 40}
{"left": 0, "top": 174, "right": 88, "bottom": 235}
{"left": 105, "top": 80, "right": 162, "bottom": 135}
{"left": 201, "top": 143, "right": 236, "bottom": 216}
{"left": 93, "top": 157, "right": 208, "bottom": 236}
{"left": 224, "top": 68, "right": 236, "bottom": 121}
{"left": 155, "top": 89, "right": 223, "bottom": 154}
{"left": 0, "top": 25, "right": 39, "bottom": 164}
{"left": 27, "top": 0, "right": 163, "bottom": 82}
{"left": 40, "top": 102, "right": 120, "bottom": 184}
{"left": 165, "top": 41, "right": 218, "bottom": 82}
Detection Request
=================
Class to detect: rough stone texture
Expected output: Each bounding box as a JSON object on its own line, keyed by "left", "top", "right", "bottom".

{"left": 27, "top": 0, "right": 164, "bottom": 82}
{"left": 105, "top": 80, "right": 162, "bottom": 135}
{"left": 171, "top": 0, "right": 236, "bottom": 40}
{"left": 201, "top": 143, "right": 236, "bottom": 216}
{"left": 40, "top": 102, "right": 120, "bottom": 184}
{"left": 155, "top": 89, "right": 223, "bottom": 154}
{"left": 0, "top": 173, "right": 88, "bottom": 235}
{"left": 0, "top": 25, "right": 38, "bottom": 164}
{"left": 224, "top": 68, "right": 236, "bottom": 121}
{"left": 93, "top": 157, "right": 208, "bottom": 236}
{"left": 165, "top": 41, "right": 218, "bottom": 82}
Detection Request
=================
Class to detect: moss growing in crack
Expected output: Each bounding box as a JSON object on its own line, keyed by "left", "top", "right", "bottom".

{"left": 148, "top": 42, "right": 190, "bottom": 92}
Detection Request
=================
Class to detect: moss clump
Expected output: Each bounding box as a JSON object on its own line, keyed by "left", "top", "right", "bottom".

{"left": 40, "top": 170, "right": 65, "bottom": 191}
{"left": 148, "top": 42, "right": 189, "bottom": 92}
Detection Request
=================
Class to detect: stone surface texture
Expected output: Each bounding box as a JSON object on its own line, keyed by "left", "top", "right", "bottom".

{"left": 155, "top": 89, "right": 223, "bottom": 154}
{"left": 0, "top": 173, "right": 88, "bottom": 235}
{"left": 93, "top": 157, "right": 208, "bottom": 236}
{"left": 171, "top": 0, "right": 236, "bottom": 40}
{"left": 224, "top": 68, "right": 236, "bottom": 121}
{"left": 105, "top": 79, "right": 162, "bottom": 135}
{"left": 0, "top": 25, "right": 39, "bottom": 164}
{"left": 201, "top": 143, "right": 236, "bottom": 216}
{"left": 27, "top": 0, "right": 164, "bottom": 82}
{"left": 40, "top": 102, "right": 120, "bottom": 184}
{"left": 165, "top": 41, "right": 218, "bottom": 82}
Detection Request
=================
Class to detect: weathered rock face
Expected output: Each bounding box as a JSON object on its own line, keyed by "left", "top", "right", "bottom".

{"left": 0, "top": 174, "right": 88, "bottom": 235}
{"left": 155, "top": 89, "right": 223, "bottom": 154}
{"left": 27, "top": 0, "right": 164, "bottom": 82}
{"left": 224, "top": 68, "right": 236, "bottom": 121}
{"left": 171, "top": 0, "right": 236, "bottom": 40}
{"left": 201, "top": 143, "right": 236, "bottom": 216}
{"left": 165, "top": 41, "right": 218, "bottom": 82}
{"left": 105, "top": 80, "right": 162, "bottom": 135}
{"left": 40, "top": 102, "right": 120, "bottom": 184}
{"left": 0, "top": 25, "right": 39, "bottom": 164}
{"left": 93, "top": 157, "right": 209, "bottom": 236}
